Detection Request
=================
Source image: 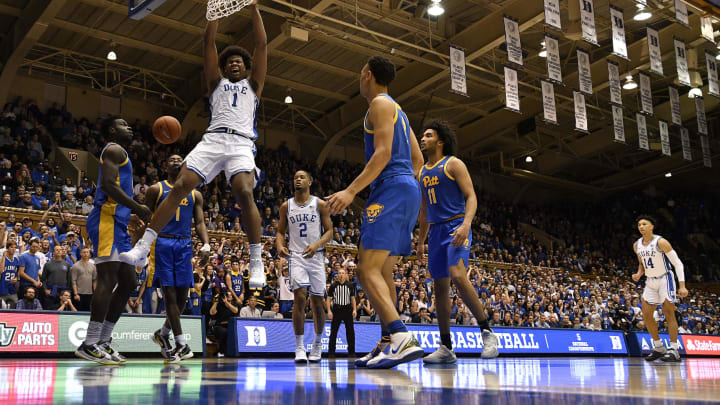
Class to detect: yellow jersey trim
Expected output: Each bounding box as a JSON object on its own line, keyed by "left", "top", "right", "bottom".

{"left": 444, "top": 156, "right": 456, "bottom": 181}
{"left": 424, "top": 156, "right": 448, "bottom": 170}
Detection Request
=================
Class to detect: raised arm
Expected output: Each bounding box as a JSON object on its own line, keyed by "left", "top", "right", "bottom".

{"left": 204, "top": 20, "right": 222, "bottom": 93}
{"left": 247, "top": 0, "right": 267, "bottom": 97}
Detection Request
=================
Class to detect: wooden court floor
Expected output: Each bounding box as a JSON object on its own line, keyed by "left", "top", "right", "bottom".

{"left": 1, "top": 357, "right": 719, "bottom": 404}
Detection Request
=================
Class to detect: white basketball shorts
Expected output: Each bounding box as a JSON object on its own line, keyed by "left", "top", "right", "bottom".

{"left": 288, "top": 251, "right": 326, "bottom": 297}
{"left": 184, "top": 132, "right": 256, "bottom": 185}
{"left": 642, "top": 272, "right": 677, "bottom": 306}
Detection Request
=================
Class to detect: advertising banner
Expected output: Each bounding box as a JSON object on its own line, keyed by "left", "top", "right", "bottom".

{"left": 628, "top": 332, "right": 720, "bottom": 357}
{"left": 0, "top": 311, "right": 204, "bottom": 354}
{"left": 228, "top": 319, "right": 628, "bottom": 356}
{"left": 627, "top": 332, "right": 685, "bottom": 356}
{"left": 683, "top": 334, "right": 720, "bottom": 356}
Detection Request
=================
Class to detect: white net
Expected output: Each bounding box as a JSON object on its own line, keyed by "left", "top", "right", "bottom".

{"left": 206, "top": 0, "right": 253, "bottom": 21}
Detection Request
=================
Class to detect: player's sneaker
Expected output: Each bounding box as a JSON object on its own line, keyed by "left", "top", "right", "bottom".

{"left": 119, "top": 241, "right": 150, "bottom": 268}
{"left": 423, "top": 344, "right": 456, "bottom": 364}
{"left": 308, "top": 342, "right": 322, "bottom": 363}
{"left": 166, "top": 345, "right": 194, "bottom": 363}
{"left": 75, "top": 343, "right": 118, "bottom": 365}
{"left": 354, "top": 339, "right": 389, "bottom": 368}
{"left": 248, "top": 258, "right": 266, "bottom": 288}
{"left": 367, "top": 332, "right": 424, "bottom": 369}
{"left": 295, "top": 347, "right": 308, "bottom": 363}
{"left": 99, "top": 339, "right": 126, "bottom": 363}
{"left": 660, "top": 349, "right": 681, "bottom": 362}
{"left": 152, "top": 330, "right": 173, "bottom": 359}
{"left": 644, "top": 348, "right": 666, "bottom": 361}
{"left": 481, "top": 330, "right": 499, "bottom": 358}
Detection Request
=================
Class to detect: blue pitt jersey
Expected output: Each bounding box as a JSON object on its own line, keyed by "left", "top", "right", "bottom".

{"left": 156, "top": 180, "right": 194, "bottom": 237}
{"left": 93, "top": 143, "right": 133, "bottom": 227}
{"left": 363, "top": 94, "right": 415, "bottom": 188}
{"left": 419, "top": 156, "right": 465, "bottom": 224}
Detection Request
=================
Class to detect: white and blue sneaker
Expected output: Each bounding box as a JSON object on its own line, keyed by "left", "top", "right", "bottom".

{"left": 248, "top": 258, "right": 266, "bottom": 288}
{"left": 119, "top": 241, "right": 150, "bottom": 268}
{"left": 481, "top": 330, "right": 499, "bottom": 359}
{"left": 355, "top": 339, "right": 389, "bottom": 368}
{"left": 367, "top": 332, "right": 424, "bottom": 369}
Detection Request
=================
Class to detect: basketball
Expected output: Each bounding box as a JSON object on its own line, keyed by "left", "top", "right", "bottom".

{"left": 153, "top": 115, "right": 181, "bottom": 144}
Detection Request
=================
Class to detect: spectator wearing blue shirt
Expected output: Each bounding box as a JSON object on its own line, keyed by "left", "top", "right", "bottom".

{"left": 15, "top": 286, "right": 43, "bottom": 310}
{"left": 18, "top": 238, "right": 42, "bottom": 299}
{"left": 31, "top": 163, "right": 49, "bottom": 185}
{"left": 31, "top": 185, "right": 47, "bottom": 209}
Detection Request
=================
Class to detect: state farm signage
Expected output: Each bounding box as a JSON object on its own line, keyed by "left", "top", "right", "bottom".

{"left": 0, "top": 313, "right": 58, "bottom": 352}
{"left": 682, "top": 335, "right": 720, "bottom": 356}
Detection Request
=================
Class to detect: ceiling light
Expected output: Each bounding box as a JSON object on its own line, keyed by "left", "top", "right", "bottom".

{"left": 716, "top": 53, "right": 720, "bottom": 61}
{"left": 525, "top": 156, "right": 533, "bottom": 163}
{"left": 107, "top": 40, "right": 117, "bottom": 61}
{"left": 539, "top": 41, "right": 547, "bottom": 58}
{"left": 622, "top": 75, "right": 637, "bottom": 90}
{"left": 688, "top": 87, "right": 702, "bottom": 98}
{"left": 428, "top": 3, "right": 444, "bottom": 16}
{"left": 634, "top": 10, "right": 652, "bottom": 21}
{"left": 665, "top": 172, "right": 672, "bottom": 178}
{"left": 284, "top": 95, "right": 293, "bottom": 104}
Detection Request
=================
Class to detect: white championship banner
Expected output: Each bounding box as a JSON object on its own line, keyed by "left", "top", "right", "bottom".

{"left": 545, "top": 34, "right": 562, "bottom": 83}
{"left": 574, "top": 91, "right": 588, "bottom": 132}
{"left": 674, "top": 38, "right": 691, "bottom": 86}
{"left": 707, "top": 51, "right": 719, "bottom": 98}
{"left": 612, "top": 105, "right": 625, "bottom": 143}
{"left": 541, "top": 80, "right": 558, "bottom": 124}
{"left": 639, "top": 72, "right": 653, "bottom": 116}
{"left": 544, "top": 0, "right": 562, "bottom": 31}
{"left": 504, "top": 66, "right": 520, "bottom": 113}
{"left": 681, "top": 127, "right": 692, "bottom": 161}
{"left": 636, "top": 113, "right": 649, "bottom": 151}
{"left": 701, "top": 17, "right": 715, "bottom": 44}
{"left": 695, "top": 96, "right": 708, "bottom": 135}
{"left": 659, "top": 120, "right": 671, "bottom": 156}
{"left": 701, "top": 135, "right": 712, "bottom": 168}
{"left": 579, "top": 0, "right": 598, "bottom": 45}
{"left": 608, "top": 61, "right": 622, "bottom": 105}
{"left": 449, "top": 45, "right": 468, "bottom": 96}
{"left": 577, "top": 49, "right": 593, "bottom": 95}
{"left": 674, "top": 0, "right": 689, "bottom": 27}
{"left": 647, "top": 27, "right": 663, "bottom": 76}
{"left": 610, "top": 6, "right": 628, "bottom": 59}
{"left": 504, "top": 16, "right": 523, "bottom": 66}
{"left": 669, "top": 86, "right": 682, "bottom": 126}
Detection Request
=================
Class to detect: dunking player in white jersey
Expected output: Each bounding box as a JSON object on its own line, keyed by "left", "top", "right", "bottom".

{"left": 632, "top": 215, "right": 688, "bottom": 362}
{"left": 276, "top": 171, "right": 333, "bottom": 363}
{"left": 122, "top": 0, "right": 268, "bottom": 289}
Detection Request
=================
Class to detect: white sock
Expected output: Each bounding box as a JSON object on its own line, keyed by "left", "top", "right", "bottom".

{"left": 250, "top": 243, "right": 261, "bottom": 260}
{"left": 175, "top": 334, "right": 186, "bottom": 346}
{"left": 653, "top": 339, "right": 665, "bottom": 350}
{"left": 141, "top": 228, "right": 158, "bottom": 246}
{"left": 314, "top": 333, "right": 323, "bottom": 345}
{"left": 100, "top": 321, "right": 115, "bottom": 343}
{"left": 84, "top": 321, "right": 103, "bottom": 345}
{"left": 161, "top": 326, "right": 171, "bottom": 336}
{"left": 295, "top": 335, "right": 304, "bottom": 348}
{"left": 670, "top": 341, "right": 678, "bottom": 350}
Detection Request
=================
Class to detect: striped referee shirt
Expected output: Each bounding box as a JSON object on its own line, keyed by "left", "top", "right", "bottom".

{"left": 329, "top": 281, "right": 355, "bottom": 307}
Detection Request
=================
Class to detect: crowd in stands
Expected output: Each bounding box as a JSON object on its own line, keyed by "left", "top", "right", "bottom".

{"left": 1, "top": 97, "right": 718, "bottom": 338}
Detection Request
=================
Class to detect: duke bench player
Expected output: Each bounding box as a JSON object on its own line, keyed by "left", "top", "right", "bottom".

{"left": 276, "top": 170, "right": 333, "bottom": 363}
{"left": 632, "top": 215, "right": 688, "bottom": 362}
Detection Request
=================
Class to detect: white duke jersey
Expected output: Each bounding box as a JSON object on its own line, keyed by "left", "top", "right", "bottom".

{"left": 287, "top": 196, "right": 323, "bottom": 253}
{"left": 636, "top": 235, "right": 673, "bottom": 278}
{"left": 207, "top": 77, "right": 259, "bottom": 140}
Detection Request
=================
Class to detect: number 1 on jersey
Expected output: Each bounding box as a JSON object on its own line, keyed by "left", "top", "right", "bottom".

{"left": 427, "top": 188, "right": 437, "bottom": 205}
{"left": 232, "top": 93, "right": 238, "bottom": 107}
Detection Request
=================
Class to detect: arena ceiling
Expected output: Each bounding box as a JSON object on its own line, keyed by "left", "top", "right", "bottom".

{"left": 0, "top": 0, "right": 719, "bottom": 193}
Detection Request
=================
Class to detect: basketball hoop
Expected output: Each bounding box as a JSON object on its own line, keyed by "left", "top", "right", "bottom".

{"left": 206, "top": 0, "right": 253, "bottom": 21}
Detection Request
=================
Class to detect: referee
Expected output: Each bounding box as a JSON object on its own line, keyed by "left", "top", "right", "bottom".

{"left": 327, "top": 268, "right": 356, "bottom": 357}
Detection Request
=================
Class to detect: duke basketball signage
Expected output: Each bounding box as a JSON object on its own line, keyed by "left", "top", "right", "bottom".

{"left": 228, "top": 319, "right": 628, "bottom": 356}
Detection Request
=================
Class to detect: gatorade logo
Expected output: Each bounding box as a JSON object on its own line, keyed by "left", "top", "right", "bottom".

{"left": 244, "top": 326, "right": 267, "bottom": 347}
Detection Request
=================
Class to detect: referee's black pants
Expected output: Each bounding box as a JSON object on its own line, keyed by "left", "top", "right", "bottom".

{"left": 329, "top": 304, "right": 355, "bottom": 355}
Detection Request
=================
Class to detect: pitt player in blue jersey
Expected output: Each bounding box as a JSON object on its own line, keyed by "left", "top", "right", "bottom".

{"left": 77, "top": 117, "right": 152, "bottom": 365}
{"left": 328, "top": 56, "right": 425, "bottom": 369}
{"left": 145, "top": 155, "right": 209, "bottom": 363}
{"left": 416, "top": 120, "right": 498, "bottom": 363}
